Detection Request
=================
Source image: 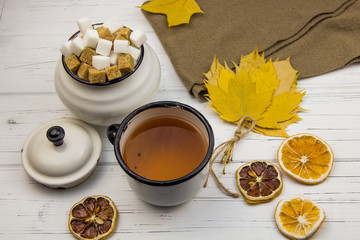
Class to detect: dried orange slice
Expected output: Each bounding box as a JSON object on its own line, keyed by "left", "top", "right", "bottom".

{"left": 274, "top": 195, "right": 326, "bottom": 240}
{"left": 69, "top": 195, "right": 118, "bottom": 240}
{"left": 277, "top": 133, "right": 334, "bottom": 184}
{"left": 236, "top": 160, "right": 283, "bottom": 203}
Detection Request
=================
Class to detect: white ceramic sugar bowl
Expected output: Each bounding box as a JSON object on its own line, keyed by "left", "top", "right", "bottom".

{"left": 54, "top": 42, "right": 161, "bottom": 126}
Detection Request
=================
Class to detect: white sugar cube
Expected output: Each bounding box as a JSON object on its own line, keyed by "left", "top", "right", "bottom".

{"left": 109, "top": 51, "right": 118, "bottom": 65}
{"left": 96, "top": 38, "right": 112, "bottom": 56}
{"left": 83, "top": 29, "right": 99, "bottom": 48}
{"left": 92, "top": 55, "right": 110, "bottom": 70}
{"left": 70, "top": 36, "right": 85, "bottom": 56}
{"left": 129, "top": 46, "right": 141, "bottom": 61}
{"left": 77, "top": 17, "right": 93, "bottom": 34}
{"left": 103, "top": 19, "right": 124, "bottom": 33}
{"left": 130, "top": 30, "right": 147, "bottom": 48}
{"left": 60, "top": 40, "right": 72, "bottom": 58}
{"left": 113, "top": 39, "right": 129, "bottom": 54}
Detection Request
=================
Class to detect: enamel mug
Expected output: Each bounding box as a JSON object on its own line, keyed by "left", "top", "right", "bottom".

{"left": 107, "top": 101, "right": 214, "bottom": 206}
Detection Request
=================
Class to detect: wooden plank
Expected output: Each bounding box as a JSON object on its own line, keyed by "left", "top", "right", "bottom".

{"left": 0, "top": 164, "right": 359, "bottom": 239}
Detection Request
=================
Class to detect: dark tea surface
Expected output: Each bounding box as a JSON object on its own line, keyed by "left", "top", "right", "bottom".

{"left": 123, "top": 115, "right": 208, "bottom": 181}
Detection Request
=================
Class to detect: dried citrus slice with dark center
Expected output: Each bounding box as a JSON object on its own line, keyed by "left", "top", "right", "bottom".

{"left": 236, "top": 160, "right": 283, "bottom": 203}
{"left": 69, "top": 195, "right": 118, "bottom": 240}
{"left": 274, "top": 195, "right": 326, "bottom": 240}
{"left": 277, "top": 133, "right": 334, "bottom": 184}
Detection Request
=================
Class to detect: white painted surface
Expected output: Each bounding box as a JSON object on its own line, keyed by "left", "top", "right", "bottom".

{"left": 0, "top": 1, "right": 359, "bottom": 239}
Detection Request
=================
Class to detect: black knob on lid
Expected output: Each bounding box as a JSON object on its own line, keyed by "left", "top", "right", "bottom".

{"left": 46, "top": 126, "right": 65, "bottom": 146}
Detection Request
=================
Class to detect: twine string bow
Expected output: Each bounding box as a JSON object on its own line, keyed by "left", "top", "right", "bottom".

{"left": 204, "top": 116, "right": 256, "bottom": 198}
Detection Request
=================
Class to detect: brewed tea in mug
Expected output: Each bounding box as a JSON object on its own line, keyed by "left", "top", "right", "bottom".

{"left": 123, "top": 115, "right": 208, "bottom": 181}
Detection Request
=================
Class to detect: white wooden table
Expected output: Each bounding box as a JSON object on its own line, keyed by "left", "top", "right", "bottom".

{"left": 1, "top": 0, "right": 359, "bottom": 239}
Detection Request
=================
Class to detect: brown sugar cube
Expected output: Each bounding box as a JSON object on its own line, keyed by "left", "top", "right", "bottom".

{"left": 118, "top": 53, "right": 134, "bottom": 75}
{"left": 96, "top": 26, "right": 114, "bottom": 42}
{"left": 115, "top": 27, "right": 131, "bottom": 40}
{"left": 65, "top": 54, "right": 81, "bottom": 74}
{"left": 77, "top": 62, "right": 92, "bottom": 81}
{"left": 88, "top": 68, "right": 106, "bottom": 84}
{"left": 105, "top": 65, "right": 122, "bottom": 81}
{"left": 79, "top": 47, "right": 96, "bottom": 65}
{"left": 115, "top": 34, "right": 130, "bottom": 44}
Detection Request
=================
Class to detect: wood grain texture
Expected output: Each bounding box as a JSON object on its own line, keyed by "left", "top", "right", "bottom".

{"left": 0, "top": 0, "right": 360, "bottom": 239}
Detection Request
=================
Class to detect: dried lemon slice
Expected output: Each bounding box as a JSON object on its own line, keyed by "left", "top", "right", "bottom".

{"left": 236, "top": 160, "right": 283, "bottom": 203}
{"left": 275, "top": 195, "right": 326, "bottom": 240}
{"left": 277, "top": 133, "right": 334, "bottom": 184}
{"left": 69, "top": 195, "right": 118, "bottom": 240}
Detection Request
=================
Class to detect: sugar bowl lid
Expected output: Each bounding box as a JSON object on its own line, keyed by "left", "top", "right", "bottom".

{"left": 21, "top": 118, "right": 101, "bottom": 188}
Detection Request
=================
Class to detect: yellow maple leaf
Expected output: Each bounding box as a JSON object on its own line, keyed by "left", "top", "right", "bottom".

{"left": 140, "top": 0, "right": 203, "bottom": 27}
{"left": 206, "top": 67, "right": 276, "bottom": 123}
{"left": 256, "top": 91, "right": 305, "bottom": 129}
{"left": 252, "top": 113, "right": 302, "bottom": 138}
{"left": 238, "top": 49, "right": 300, "bottom": 96}
{"left": 249, "top": 61, "right": 279, "bottom": 96}
{"left": 204, "top": 57, "right": 234, "bottom": 91}
{"left": 273, "top": 58, "right": 299, "bottom": 96}
{"left": 204, "top": 49, "right": 305, "bottom": 138}
{"left": 204, "top": 56, "right": 222, "bottom": 87}
{"left": 217, "top": 63, "right": 235, "bottom": 93}
{"left": 237, "top": 47, "right": 265, "bottom": 73}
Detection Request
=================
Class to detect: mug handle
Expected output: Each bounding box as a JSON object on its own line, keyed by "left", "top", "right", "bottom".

{"left": 107, "top": 124, "right": 120, "bottom": 145}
